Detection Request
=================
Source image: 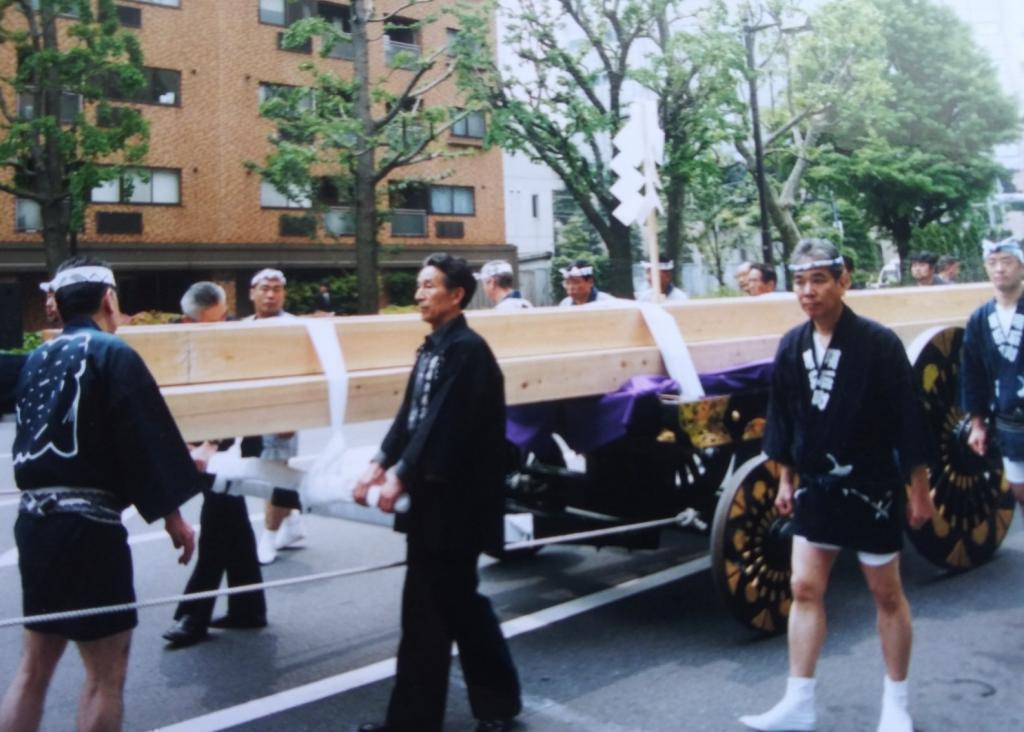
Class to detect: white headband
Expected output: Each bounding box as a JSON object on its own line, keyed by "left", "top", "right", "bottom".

{"left": 476, "top": 261, "right": 514, "bottom": 280}
{"left": 643, "top": 261, "right": 674, "bottom": 271}
{"left": 560, "top": 265, "right": 594, "bottom": 279}
{"left": 251, "top": 268, "right": 286, "bottom": 286}
{"left": 788, "top": 256, "right": 845, "bottom": 273}
{"left": 982, "top": 238, "right": 1024, "bottom": 264}
{"left": 51, "top": 266, "right": 116, "bottom": 291}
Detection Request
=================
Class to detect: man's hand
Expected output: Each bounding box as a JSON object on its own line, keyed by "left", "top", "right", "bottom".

{"left": 967, "top": 416, "right": 988, "bottom": 457}
{"left": 353, "top": 461, "right": 386, "bottom": 505}
{"left": 774, "top": 465, "right": 795, "bottom": 516}
{"left": 906, "top": 465, "right": 935, "bottom": 530}
{"left": 189, "top": 441, "right": 218, "bottom": 473}
{"left": 377, "top": 470, "right": 406, "bottom": 513}
{"left": 164, "top": 510, "right": 195, "bottom": 565}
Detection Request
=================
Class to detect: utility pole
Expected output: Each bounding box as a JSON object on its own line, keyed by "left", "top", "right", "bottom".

{"left": 744, "top": 20, "right": 774, "bottom": 266}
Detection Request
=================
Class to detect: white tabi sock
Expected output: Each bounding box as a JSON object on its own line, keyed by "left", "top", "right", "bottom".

{"left": 257, "top": 529, "right": 278, "bottom": 565}
{"left": 739, "top": 676, "right": 817, "bottom": 731}
{"left": 877, "top": 676, "right": 912, "bottom": 732}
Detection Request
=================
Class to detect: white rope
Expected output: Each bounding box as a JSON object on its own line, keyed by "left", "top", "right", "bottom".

{"left": 0, "top": 560, "right": 407, "bottom": 629}
{"left": 0, "top": 510, "right": 709, "bottom": 628}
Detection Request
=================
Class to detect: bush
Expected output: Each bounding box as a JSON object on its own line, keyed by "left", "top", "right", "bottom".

{"left": 382, "top": 271, "right": 418, "bottom": 307}
{"left": 284, "top": 274, "right": 359, "bottom": 315}
{"left": 3, "top": 331, "right": 43, "bottom": 354}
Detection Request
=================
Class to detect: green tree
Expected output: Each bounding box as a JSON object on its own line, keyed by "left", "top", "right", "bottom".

{"left": 818, "top": 0, "right": 1020, "bottom": 278}
{"left": 254, "top": 0, "right": 490, "bottom": 313}
{"left": 686, "top": 160, "right": 756, "bottom": 288}
{"left": 0, "top": 0, "right": 148, "bottom": 274}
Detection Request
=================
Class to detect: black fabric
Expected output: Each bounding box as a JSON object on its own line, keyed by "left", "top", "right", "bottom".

{"left": 270, "top": 487, "right": 302, "bottom": 510}
{"left": 962, "top": 298, "right": 1024, "bottom": 459}
{"left": 377, "top": 315, "right": 520, "bottom": 728}
{"left": 16, "top": 513, "right": 136, "bottom": 641}
{"left": 173, "top": 489, "right": 266, "bottom": 624}
{"left": 12, "top": 318, "right": 204, "bottom": 522}
{"left": 763, "top": 305, "right": 930, "bottom": 551}
{"left": 386, "top": 540, "right": 521, "bottom": 731}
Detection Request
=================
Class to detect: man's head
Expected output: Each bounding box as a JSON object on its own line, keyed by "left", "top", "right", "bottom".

{"left": 249, "top": 268, "right": 286, "bottom": 318}
{"left": 937, "top": 254, "right": 960, "bottom": 282}
{"left": 643, "top": 255, "right": 675, "bottom": 294}
{"left": 561, "top": 259, "right": 596, "bottom": 305}
{"left": 910, "top": 251, "right": 939, "bottom": 285}
{"left": 181, "top": 282, "right": 228, "bottom": 323}
{"left": 39, "top": 280, "right": 60, "bottom": 326}
{"left": 789, "top": 238, "right": 848, "bottom": 322}
{"left": 745, "top": 263, "right": 777, "bottom": 296}
{"left": 477, "top": 260, "right": 515, "bottom": 305}
{"left": 52, "top": 256, "right": 121, "bottom": 333}
{"left": 982, "top": 238, "right": 1024, "bottom": 296}
{"left": 417, "top": 252, "right": 475, "bottom": 330}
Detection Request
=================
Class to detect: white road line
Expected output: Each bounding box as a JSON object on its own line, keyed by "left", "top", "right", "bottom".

{"left": 0, "top": 512, "right": 265, "bottom": 569}
{"left": 152, "top": 554, "right": 711, "bottom": 732}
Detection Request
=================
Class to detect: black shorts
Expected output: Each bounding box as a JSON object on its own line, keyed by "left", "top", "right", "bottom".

{"left": 15, "top": 513, "right": 137, "bottom": 641}
{"left": 270, "top": 487, "right": 301, "bottom": 510}
{"left": 791, "top": 478, "right": 903, "bottom": 555}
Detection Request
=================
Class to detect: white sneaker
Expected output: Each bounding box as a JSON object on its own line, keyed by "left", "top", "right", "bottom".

{"left": 877, "top": 701, "right": 913, "bottom": 732}
{"left": 740, "top": 677, "right": 816, "bottom": 731}
{"left": 257, "top": 529, "right": 278, "bottom": 565}
{"left": 273, "top": 513, "right": 306, "bottom": 550}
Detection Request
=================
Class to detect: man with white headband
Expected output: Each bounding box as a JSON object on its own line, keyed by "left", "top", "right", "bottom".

{"left": 38, "top": 280, "right": 61, "bottom": 327}
{"left": 637, "top": 255, "right": 688, "bottom": 302}
{"left": 245, "top": 268, "right": 305, "bottom": 565}
{"left": 0, "top": 256, "right": 201, "bottom": 731}
{"left": 558, "top": 259, "right": 614, "bottom": 306}
{"left": 741, "top": 238, "right": 935, "bottom": 732}
{"left": 962, "top": 237, "right": 1024, "bottom": 514}
{"left": 477, "top": 260, "right": 533, "bottom": 311}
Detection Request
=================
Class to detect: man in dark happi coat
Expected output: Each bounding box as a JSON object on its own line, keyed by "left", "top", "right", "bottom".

{"left": 354, "top": 253, "right": 521, "bottom": 732}
{"left": 741, "top": 239, "right": 934, "bottom": 732}
{"left": 0, "top": 257, "right": 201, "bottom": 732}
{"left": 962, "top": 237, "right": 1024, "bottom": 511}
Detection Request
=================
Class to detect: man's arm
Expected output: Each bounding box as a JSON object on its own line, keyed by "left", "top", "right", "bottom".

{"left": 961, "top": 316, "right": 992, "bottom": 456}
{"left": 774, "top": 463, "right": 796, "bottom": 516}
{"left": 163, "top": 510, "right": 195, "bottom": 564}
{"left": 906, "top": 464, "right": 935, "bottom": 529}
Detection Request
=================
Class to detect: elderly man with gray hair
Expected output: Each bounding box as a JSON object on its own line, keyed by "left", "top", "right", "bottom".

{"left": 179, "top": 281, "right": 228, "bottom": 324}
{"left": 477, "top": 260, "right": 533, "bottom": 311}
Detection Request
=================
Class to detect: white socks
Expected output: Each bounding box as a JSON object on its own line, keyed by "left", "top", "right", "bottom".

{"left": 740, "top": 676, "right": 817, "bottom": 731}
{"left": 877, "top": 676, "right": 913, "bottom": 732}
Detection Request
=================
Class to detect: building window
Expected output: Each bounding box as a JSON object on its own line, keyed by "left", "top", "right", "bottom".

{"left": 114, "top": 5, "right": 142, "bottom": 27}
{"left": 125, "top": 0, "right": 179, "bottom": 6}
{"left": 96, "top": 211, "right": 143, "bottom": 235}
{"left": 17, "top": 89, "right": 81, "bottom": 123}
{"left": 15, "top": 199, "right": 41, "bottom": 232}
{"left": 319, "top": 1, "right": 353, "bottom": 59}
{"left": 29, "top": 0, "right": 79, "bottom": 17}
{"left": 385, "top": 17, "right": 420, "bottom": 67}
{"left": 324, "top": 207, "right": 355, "bottom": 235}
{"left": 430, "top": 185, "right": 474, "bottom": 215}
{"left": 105, "top": 67, "right": 180, "bottom": 106}
{"left": 91, "top": 168, "right": 180, "bottom": 205}
{"left": 531, "top": 194, "right": 539, "bottom": 218}
{"left": 260, "top": 180, "right": 311, "bottom": 209}
{"left": 259, "top": 0, "right": 313, "bottom": 25}
{"left": 389, "top": 183, "right": 428, "bottom": 236}
{"left": 451, "top": 110, "right": 485, "bottom": 139}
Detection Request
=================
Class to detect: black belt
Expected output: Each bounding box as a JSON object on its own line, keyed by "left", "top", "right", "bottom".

{"left": 19, "top": 487, "right": 123, "bottom": 525}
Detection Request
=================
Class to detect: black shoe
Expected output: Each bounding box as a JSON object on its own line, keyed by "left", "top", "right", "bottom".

{"left": 475, "top": 720, "right": 516, "bottom": 732}
{"left": 208, "top": 613, "right": 267, "bottom": 630}
{"left": 355, "top": 724, "right": 391, "bottom": 732}
{"left": 162, "top": 615, "right": 208, "bottom": 647}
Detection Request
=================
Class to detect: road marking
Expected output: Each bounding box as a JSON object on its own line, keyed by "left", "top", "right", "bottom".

{"left": 0, "top": 512, "right": 265, "bottom": 569}
{"left": 152, "top": 554, "right": 711, "bottom": 732}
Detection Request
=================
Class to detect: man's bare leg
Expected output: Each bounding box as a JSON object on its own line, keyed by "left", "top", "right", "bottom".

{"left": 740, "top": 539, "right": 837, "bottom": 731}
{"left": 1011, "top": 481, "right": 1024, "bottom": 511}
{"left": 861, "top": 556, "right": 913, "bottom": 732}
{"left": 75, "top": 630, "right": 131, "bottom": 732}
{"left": 0, "top": 630, "right": 67, "bottom": 732}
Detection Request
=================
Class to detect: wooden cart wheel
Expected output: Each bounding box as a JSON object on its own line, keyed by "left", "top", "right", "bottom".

{"left": 711, "top": 455, "right": 793, "bottom": 634}
{"left": 906, "top": 326, "right": 1017, "bottom": 570}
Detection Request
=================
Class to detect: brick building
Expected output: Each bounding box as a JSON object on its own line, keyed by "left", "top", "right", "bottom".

{"left": 0, "top": 0, "right": 513, "bottom": 332}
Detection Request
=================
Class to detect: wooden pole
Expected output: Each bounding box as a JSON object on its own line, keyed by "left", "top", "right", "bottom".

{"left": 645, "top": 209, "right": 662, "bottom": 303}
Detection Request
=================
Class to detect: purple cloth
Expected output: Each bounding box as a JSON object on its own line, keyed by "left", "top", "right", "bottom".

{"left": 506, "top": 363, "right": 774, "bottom": 457}
{"left": 506, "top": 375, "right": 678, "bottom": 455}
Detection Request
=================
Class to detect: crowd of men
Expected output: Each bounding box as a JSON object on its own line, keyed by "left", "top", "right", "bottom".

{"left": 1, "top": 236, "right": 1021, "bottom": 731}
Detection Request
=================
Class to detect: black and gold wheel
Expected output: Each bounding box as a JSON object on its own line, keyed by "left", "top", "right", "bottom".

{"left": 906, "top": 326, "right": 1017, "bottom": 570}
{"left": 710, "top": 455, "right": 793, "bottom": 634}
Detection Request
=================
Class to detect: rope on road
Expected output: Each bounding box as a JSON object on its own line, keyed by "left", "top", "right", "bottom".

{"left": 0, "top": 509, "right": 706, "bottom": 628}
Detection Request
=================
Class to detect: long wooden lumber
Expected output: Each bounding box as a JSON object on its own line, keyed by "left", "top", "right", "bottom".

{"left": 149, "top": 310, "right": 983, "bottom": 441}
{"left": 122, "top": 284, "right": 992, "bottom": 388}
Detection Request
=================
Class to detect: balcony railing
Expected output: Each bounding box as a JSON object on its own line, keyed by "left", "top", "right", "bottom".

{"left": 390, "top": 208, "right": 427, "bottom": 236}
{"left": 324, "top": 206, "right": 355, "bottom": 236}
{"left": 385, "top": 39, "right": 421, "bottom": 68}
{"left": 327, "top": 34, "right": 354, "bottom": 60}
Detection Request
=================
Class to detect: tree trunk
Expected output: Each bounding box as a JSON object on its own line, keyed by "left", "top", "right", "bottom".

{"left": 351, "top": 0, "right": 380, "bottom": 314}
{"left": 664, "top": 179, "right": 685, "bottom": 285}
{"left": 603, "top": 216, "right": 634, "bottom": 297}
{"left": 890, "top": 217, "right": 913, "bottom": 284}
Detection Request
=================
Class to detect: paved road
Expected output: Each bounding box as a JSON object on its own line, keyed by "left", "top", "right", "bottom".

{"left": 0, "top": 422, "right": 1022, "bottom": 731}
